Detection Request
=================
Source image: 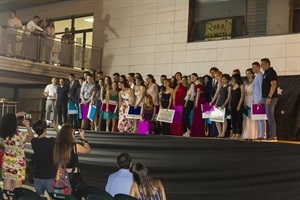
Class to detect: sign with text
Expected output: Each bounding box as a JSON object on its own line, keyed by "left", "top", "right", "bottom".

{"left": 205, "top": 18, "right": 232, "bottom": 41}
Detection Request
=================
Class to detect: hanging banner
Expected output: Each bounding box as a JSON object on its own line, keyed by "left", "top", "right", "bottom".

{"left": 205, "top": 18, "right": 232, "bottom": 41}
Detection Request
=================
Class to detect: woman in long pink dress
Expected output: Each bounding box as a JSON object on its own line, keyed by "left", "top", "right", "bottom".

{"left": 146, "top": 74, "right": 159, "bottom": 106}
{"left": 170, "top": 72, "right": 187, "bottom": 136}
{"left": 190, "top": 74, "right": 206, "bottom": 137}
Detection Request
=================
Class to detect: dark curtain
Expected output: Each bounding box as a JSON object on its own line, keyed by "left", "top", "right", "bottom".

{"left": 276, "top": 75, "right": 300, "bottom": 140}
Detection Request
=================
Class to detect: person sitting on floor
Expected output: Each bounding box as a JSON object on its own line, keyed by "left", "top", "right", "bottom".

{"left": 130, "top": 162, "right": 167, "bottom": 200}
{"left": 105, "top": 153, "right": 133, "bottom": 197}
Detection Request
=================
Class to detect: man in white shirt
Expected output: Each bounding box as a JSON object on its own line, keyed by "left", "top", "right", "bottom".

{"left": 43, "top": 77, "right": 58, "bottom": 121}
{"left": 80, "top": 73, "right": 95, "bottom": 130}
{"left": 25, "top": 15, "right": 44, "bottom": 34}
{"left": 21, "top": 15, "right": 44, "bottom": 59}
{"left": 5, "top": 10, "right": 22, "bottom": 55}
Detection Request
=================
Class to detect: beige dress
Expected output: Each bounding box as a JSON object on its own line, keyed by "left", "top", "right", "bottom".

{"left": 242, "top": 81, "right": 257, "bottom": 139}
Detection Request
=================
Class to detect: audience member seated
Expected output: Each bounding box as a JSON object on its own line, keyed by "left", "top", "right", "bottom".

{"left": 105, "top": 153, "right": 133, "bottom": 197}
{"left": 130, "top": 163, "right": 166, "bottom": 200}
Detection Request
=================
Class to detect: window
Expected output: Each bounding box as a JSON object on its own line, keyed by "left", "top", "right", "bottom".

{"left": 293, "top": 0, "right": 300, "bottom": 32}
{"left": 188, "top": 0, "right": 268, "bottom": 42}
{"left": 54, "top": 19, "right": 71, "bottom": 33}
{"left": 53, "top": 15, "right": 93, "bottom": 46}
{"left": 74, "top": 16, "right": 93, "bottom": 30}
{"left": 189, "top": 0, "right": 247, "bottom": 42}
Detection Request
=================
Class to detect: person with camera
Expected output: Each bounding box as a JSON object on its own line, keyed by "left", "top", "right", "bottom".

{"left": 0, "top": 112, "right": 34, "bottom": 200}
{"left": 31, "top": 119, "right": 59, "bottom": 198}
{"left": 53, "top": 125, "right": 91, "bottom": 199}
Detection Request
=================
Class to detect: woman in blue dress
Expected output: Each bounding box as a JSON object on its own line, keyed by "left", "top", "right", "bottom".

{"left": 102, "top": 77, "right": 119, "bottom": 132}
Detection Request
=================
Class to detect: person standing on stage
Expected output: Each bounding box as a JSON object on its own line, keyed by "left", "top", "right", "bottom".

{"left": 80, "top": 73, "right": 95, "bottom": 130}
{"left": 252, "top": 62, "right": 265, "bottom": 140}
{"left": 43, "top": 77, "right": 58, "bottom": 121}
{"left": 261, "top": 58, "right": 278, "bottom": 140}
{"left": 56, "top": 78, "right": 69, "bottom": 127}
{"left": 68, "top": 73, "right": 79, "bottom": 128}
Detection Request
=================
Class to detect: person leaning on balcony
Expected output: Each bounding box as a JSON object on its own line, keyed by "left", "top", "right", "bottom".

{"left": 4, "top": 10, "right": 22, "bottom": 55}
{"left": 43, "top": 77, "right": 58, "bottom": 121}
{"left": 20, "top": 15, "right": 44, "bottom": 59}
{"left": 43, "top": 19, "right": 55, "bottom": 64}
{"left": 60, "top": 27, "right": 74, "bottom": 67}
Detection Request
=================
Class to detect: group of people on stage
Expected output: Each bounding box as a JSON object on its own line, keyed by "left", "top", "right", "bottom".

{"left": 204, "top": 58, "right": 278, "bottom": 141}
{"left": 43, "top": 57, "right": 278, "bottom": 140}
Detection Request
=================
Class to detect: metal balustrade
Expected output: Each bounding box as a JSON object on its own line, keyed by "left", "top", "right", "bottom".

{"left": 0, "top": 26, "right": 102, "bottom": 70}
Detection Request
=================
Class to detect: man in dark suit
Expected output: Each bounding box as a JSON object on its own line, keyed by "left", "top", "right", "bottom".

{"left": 207, "top": 67, "right": 219, "bottom": 137}
{"left": 207, "top": 67, "right": 219, "bottom": 102}
{"left": 68, "top": 73, "right": 79, "bottom": 128}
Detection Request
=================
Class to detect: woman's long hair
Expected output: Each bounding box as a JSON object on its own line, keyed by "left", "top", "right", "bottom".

{"left": 0, "top": 113, "right": 18, "bottom": 140}
{"left": 53, "top": 125, "right": 74, "bottom": 167}
{"left": 146, "top": 74, "right": 156, "bottom": 84}
{"left": 132, "top": 163, "right": 159, "bottom": 199}
{"left": 232, "top": 74, "right": 243, "bottom": 86}
{"left": 136, "top": 77, "right": 145, "bottom": 87}
{"left": 119, "top": 80, "right": 130, "bottom": 89}
{"left": 145, "top": 95, "right": 154, "bottom": 110}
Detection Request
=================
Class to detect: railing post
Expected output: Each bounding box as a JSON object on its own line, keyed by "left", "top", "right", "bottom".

{"left": 36, "top": 35, "right": 41, "bottom": 62}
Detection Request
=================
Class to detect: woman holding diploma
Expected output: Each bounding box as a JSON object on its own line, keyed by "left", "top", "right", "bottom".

{"left": 159, "top": 79, "right": 174, "bottom": 135}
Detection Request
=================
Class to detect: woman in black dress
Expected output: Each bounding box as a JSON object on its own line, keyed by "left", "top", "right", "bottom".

{"left": 159, "top": 79, "right": 174, "bottom": 135}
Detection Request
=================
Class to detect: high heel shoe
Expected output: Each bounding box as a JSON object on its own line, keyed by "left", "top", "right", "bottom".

{"left": 230, "top": 134, "right": 236, "bottom": 139}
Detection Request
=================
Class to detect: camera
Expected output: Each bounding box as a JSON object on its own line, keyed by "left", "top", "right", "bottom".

{"left": 24, "top": 114, "right": 31, "bottom": 120}
{"left": 74, "top": 129, "right": 80, "bottom": 137}
{"left": 46, "top": 120, "right": 52, "bottom": 126}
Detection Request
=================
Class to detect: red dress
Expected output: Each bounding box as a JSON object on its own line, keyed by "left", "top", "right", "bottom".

{"left": 170, "top": 83, "right": 187, "bottom": 136}
{"left": 190, "top": 84, "right": 205, "bottom": 137}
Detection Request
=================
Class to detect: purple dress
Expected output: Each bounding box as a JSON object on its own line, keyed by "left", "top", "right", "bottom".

{"left": 190, "top": 84, "right": 205, "bottom": 137}
{"left": 142, "top": 104, "right": 155, "bottom": 133}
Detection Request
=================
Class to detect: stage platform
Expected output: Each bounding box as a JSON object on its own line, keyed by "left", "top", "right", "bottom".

{"left": 24, "top": 130, "right": 300, "bottom": 200}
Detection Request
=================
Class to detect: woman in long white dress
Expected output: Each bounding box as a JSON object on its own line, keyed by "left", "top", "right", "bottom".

{"left": 133, "top": 77, "right": 146, "bottom": 132}
{"left": 242, "top": 68, "right": 257, "bottom": 140}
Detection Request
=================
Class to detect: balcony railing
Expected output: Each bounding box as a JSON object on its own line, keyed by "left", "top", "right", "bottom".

{"left": 0, "top": 26, "right": 102, "bottom": 70}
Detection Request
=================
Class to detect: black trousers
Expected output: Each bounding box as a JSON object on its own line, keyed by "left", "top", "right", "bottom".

{"left": 69, "top": 114, "right": 79, "bottom": 129}
{"left": 231, "top": 106, "right": 243, "bottom": 135}
{"left": 56, "top": 103, "right": 67, "bottom": 125}
{"left": 183, "top": 100, "right": 194, "bottom": 131}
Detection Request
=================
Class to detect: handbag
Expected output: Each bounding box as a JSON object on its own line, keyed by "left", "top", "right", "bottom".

{"left": 0, "top": 150, "right": 4, "bottom": 168}
{"left": 53, "top": 162, "right": 72, "bottom": 195}
{"left": 0, "top": 143, "right": 4, "bottom": 168}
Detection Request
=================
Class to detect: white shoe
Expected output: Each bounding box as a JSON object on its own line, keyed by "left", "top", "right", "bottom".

{"left": 183, "top": 130, "right": 190, "bottom": 137}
